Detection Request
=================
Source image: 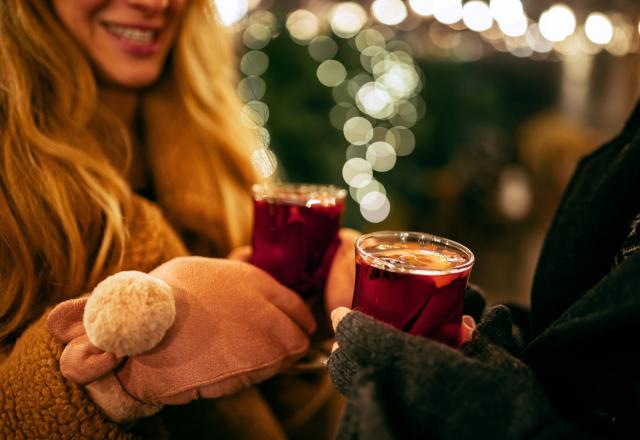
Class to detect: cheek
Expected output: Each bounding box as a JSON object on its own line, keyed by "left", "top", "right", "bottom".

{"left": 51, "top": 0, "right": 101, "bottom": 50}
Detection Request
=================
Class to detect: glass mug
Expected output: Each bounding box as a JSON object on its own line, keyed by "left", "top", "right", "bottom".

{"left": 250, "top": 183, "right": 347, "bottom": 300}
{"left": 352, "top": 231, "right": 474, "bottom": 346}
{"left": 250, "top": 183, "right": 348, "bottom": 371}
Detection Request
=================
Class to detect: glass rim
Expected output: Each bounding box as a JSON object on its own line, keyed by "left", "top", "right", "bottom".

{"left": 252, "top": 183, "right": 347, "bottom": 207}
{"left": 355, "top": 230, "right": 475, "bottom": 275}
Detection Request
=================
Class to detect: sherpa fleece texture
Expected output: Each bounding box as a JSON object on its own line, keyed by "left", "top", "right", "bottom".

{"left": 0, "top": 196, "right": 185, "bottom": 438}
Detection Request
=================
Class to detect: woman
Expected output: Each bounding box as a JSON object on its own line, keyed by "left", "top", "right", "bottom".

{"left": 0, "top": 0, "right": 333, "bottom": 437}
{"left": 328, "top": 100, "right": 640, "bottom": 439}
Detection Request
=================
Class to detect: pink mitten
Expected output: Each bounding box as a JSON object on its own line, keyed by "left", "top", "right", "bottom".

{"left": 228, "top": 228, "right": 361, "bottom": 318}
{"left": 47, "top": 257, "right": 316, "bottom": 422}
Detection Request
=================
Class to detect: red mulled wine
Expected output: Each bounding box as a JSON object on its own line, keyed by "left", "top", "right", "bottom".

{"left": 352, "top": 232, "right": 474, "bottom": 346}
{"left": 250, "top": 183, "right": 347, "bottom": 299}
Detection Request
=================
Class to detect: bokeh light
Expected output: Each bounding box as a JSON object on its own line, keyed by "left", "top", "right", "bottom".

{"left": 462, "top": 1, "right": 493, "bottom": 33}
{"left": 585, "top": 12, "right": 613, "bottom": 45}
{"left": 377, "top": 62, "right": 421, "bottom": 100}
{"left": 243, "top": 23, "right": 272, "bottom": 49}
{"left": 497, "top": 167, "right": 532, "bottom": 220}
{"left": 308, "top": 36, "right": 339, "bottom": 61}
{"left": 255, "top": 126, "right": 271, "bottom": 149}
{"left": 372, "top": 0, "right": 409, "bottom": 26}
{"left": 355, "top": 29, "right": 387, "bottom": 52}
{"left": 366, "top": 141, "right": 397, "bottom": 171}
{"left": 237, "top": 76, "right": 266, "bottom": 102}
{"left": 331, "top": 2, "right": 368, "bottom": 38}
{"left": 286, "top": 9, "right": 320, "bottom": 44}
{"left": 214, "top": 0, "right": 249, "bottom": 26}
{"left": 356, "top": 82, "right": 396, "bottom": 119}
{"left": 240, "top": 50, "right": 269, "bottom": 76}
{"left": 489, "top": 0, "right": 522, "bottom": 25}
{"left": 343, "top": 158, "right": 373, "bottom": 188}
{"left": 353, "top": 179, "right": 387, "bottom": 203}
{"left": 606, "top": 14, "right": 632, "bottom": 56}
{"left": 498, "top": 11, "right": 527, "bottom": 37}
{"left": 409, "top": 0, "right": 436, "bottom": 17}
{"left": 538, "top": 4, "right": 576, "bottom": 42}
{"left": 392, "top": 100, "right": 419, "bottom": 126}
{"left": 343, "top": 116, "right": 375, "bottom": 145}
{"left": 317, "top": 60, "right": 348, "bottom": 87}
{"left": 251, "top": 148, "right": 278, "bottom": 178}
{"left": 526, "top": 23, "right": 554, "bottom": 53}
{"left": 452, "top": 31, "right": 485, "bottom": 61}
{"left": 386, "top": 126, "right": 416, "bottom": 156}
{"left": 241, "top": 101, "right": 269, "bottom": 127}
{"left": 360, "top": 191, "right": 391, "bottom": 223}
{"left": 434, "top": 0, "right": 464, "bottom": 25}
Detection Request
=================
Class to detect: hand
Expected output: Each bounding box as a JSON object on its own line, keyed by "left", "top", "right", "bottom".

{"left": 324, "top": 229, "right": 360, "bottom": 314}
{"left": 330, "top": 307, "right": 476, "bottom": 350}
{"left": 48, "top": 257, "right": 316, "bottom": 422}
{"left": 228, "top": 228, "right": 361, "bottom": 316}
{"left": 227, "top": 245, "right": 252, "bottom": 262}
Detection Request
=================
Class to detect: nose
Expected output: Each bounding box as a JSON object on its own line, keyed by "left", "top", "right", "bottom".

{"left": 125, "top": 0, "right": 170, "bottom": 13}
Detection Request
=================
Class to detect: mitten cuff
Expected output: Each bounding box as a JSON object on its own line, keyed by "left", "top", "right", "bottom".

{"left": 86, "top": 372, "right": 163, "bottom": 423}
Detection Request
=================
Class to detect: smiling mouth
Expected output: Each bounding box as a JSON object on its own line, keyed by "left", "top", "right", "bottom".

{"left": 103, "top": 23, "right": 158, "bottom": 44}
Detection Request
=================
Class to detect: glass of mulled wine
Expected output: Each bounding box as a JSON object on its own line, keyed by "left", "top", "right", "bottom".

{"left": 352, "top": 231, "right": 474, "bottom": 346}
{"left": 250, "top": 183, "right": 347, "bottom": 300}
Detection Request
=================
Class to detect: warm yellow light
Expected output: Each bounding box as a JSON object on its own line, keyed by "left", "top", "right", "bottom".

{"left": 213, "top": 0, "right": 249, "bottom": 26}
{"left": 331, "top": 2, "right": 368, "bottom": 38}
{"left": 538, "top": 4, "right": 576, "bottom": 42}
{"left": 585, "top": 12, "right": 613, "bottom": 45}
{"left": 409, "top": 0, "right": 436, "bottom": 17}
{"left": 372, "top": 0, "right": 409, "bottom": 26}
{"left": 286, "top": 9, "right": 320, "bottom": 44}
{"left": 317, "top": 60, "right": 348, "bottom": 87}
{"left": 462, "top": 1, "right": 493, "bottom": 32}
{"left": 434, "top": 0, "right": 463, "bottom": 25}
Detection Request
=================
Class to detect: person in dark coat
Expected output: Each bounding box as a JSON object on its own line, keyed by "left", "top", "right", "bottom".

{"left": 327, "top": 100, "right": 640, "bottom": 440}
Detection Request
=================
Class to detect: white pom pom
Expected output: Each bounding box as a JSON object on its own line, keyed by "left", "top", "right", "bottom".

{"left": 84, "top": 271, "right": 175, "bottom": 356}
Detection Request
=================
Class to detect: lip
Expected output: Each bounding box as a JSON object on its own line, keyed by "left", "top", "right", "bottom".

{"left": 101, "top": 21, "right": 163, "bottom": 56}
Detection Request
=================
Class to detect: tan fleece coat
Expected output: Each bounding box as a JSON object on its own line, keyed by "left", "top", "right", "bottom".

{"left": 0, "top": 196, "right": 297, "bottom": 438}
{"left": 0, "top": 82, "right": 342, "bottom": 437}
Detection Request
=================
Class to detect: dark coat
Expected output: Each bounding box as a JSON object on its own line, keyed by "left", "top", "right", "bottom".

{"left": 328, "top": 102, "right": 640, "bottom": 439}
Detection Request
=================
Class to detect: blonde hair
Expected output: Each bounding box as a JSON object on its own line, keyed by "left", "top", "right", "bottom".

{"left": 0, "top": 0, "right": 256, "bottom": 341}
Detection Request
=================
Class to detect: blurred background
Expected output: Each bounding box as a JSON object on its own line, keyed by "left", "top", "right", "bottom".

{"left": 215, "top": 0, "right": 640, "bottom": 306}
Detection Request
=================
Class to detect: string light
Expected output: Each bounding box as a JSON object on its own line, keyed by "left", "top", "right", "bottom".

{"left": 434, "top": 0, "right": 464, "bottom": 25}
{"left": 462, "top": 1, "right": 493, "bottom": 33}
{"left": 409, "top": 0, "right": 436, "bottom": 17}
{"left": 538, "top": 4, "right": 576, "bottom": 42}
{"left": 214, "top": 0, "right": 249, "bottom": 26}
{"left": 237, "top": 8, "right": 277, "bottom": 179}
{"left": 585, "top": 13, "right": 614, "bottom": 45}
{"left": 331, "top": 2, "right": 368, "bottom": 38}
{"left": 231, "top": 1, "right": 636, "bottom": 222}
{"left": 372, "top": 0, "right": 409, "bottom": 26}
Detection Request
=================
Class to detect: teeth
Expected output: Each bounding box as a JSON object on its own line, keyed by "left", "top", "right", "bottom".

{"left": 106, "top": 24, "right": 155, "bottom": 43}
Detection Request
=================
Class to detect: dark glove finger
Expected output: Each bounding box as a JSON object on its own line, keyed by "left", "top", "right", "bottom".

{"left": 463, "top": 283, "right": 486, "bottom": 323}
{"left": 477, "top": 305, "right": 519, "bottom": 355}
{"left": 327, "top": 347, "right": 360, "bottom": 396}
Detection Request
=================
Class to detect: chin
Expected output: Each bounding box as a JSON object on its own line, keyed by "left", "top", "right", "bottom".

{"left": 100, "top": 66, "right": 164, "bottom": 90}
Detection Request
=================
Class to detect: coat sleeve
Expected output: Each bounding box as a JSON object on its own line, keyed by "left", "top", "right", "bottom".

{"left": 327, "top": 309, "right": 600, "bottom": 440}
{"left": 0, "top": 313, "right": 133, "bottom": 439}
